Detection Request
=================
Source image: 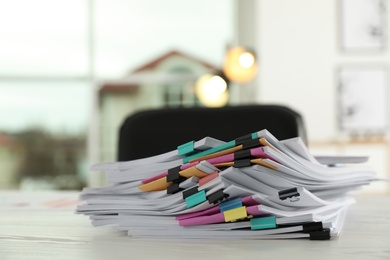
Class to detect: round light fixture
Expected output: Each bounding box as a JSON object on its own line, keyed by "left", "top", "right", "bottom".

{"left": 239, "top": 51, "right": 255, "bottom": 68}
{"left": 195, "top": 74, "right": 229, "bottom": 107}
{"left": 223, "top": 46, "right": 257, "bottom": 83}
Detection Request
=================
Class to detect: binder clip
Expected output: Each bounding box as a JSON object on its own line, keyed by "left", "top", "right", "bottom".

{"left": 167, "top": 183, "right": 183, "bottom": 195}
{"left": 278, "top": 187, "right": 300, "bottom": 201}
{"left": 235, "top": 133, "right": 254, "bottom": 145}
{"left": 234, "top": 159, "right": 253, "bottom": 168}
{"left": 302, "top": 222, "right": 324, "bottom": 233}
{"left": 185, "top": 190, "right": 206, "bottom": 208}
{"left": 182, "top": 187, "right": 199, "bottom": 199}
{"left": 167, "top": 166, "right": 186, "bottom": 183}
{"left": 223, "top": 206, "right": 248, "bottom": 222}
{"left": 207, "top": 189, "right": 229, "bottom": 204}
{"left": 309, "top": 229, "right": 331, "bottom": 240}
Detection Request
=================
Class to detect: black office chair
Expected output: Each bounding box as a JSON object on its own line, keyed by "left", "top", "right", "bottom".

{"left": 118, "top": 104, "right": 307, "bottom": 161}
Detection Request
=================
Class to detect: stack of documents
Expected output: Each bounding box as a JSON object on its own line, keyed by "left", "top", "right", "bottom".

{"left": 77, "top": 129, "right": 377, "bottom": 240}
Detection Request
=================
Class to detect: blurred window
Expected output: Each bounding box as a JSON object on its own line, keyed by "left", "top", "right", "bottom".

{"left": 0, "top": 0, "right": 233, "bottom": 189}
{"left": 0, "top": 0, "right": 89, "bottom": 190}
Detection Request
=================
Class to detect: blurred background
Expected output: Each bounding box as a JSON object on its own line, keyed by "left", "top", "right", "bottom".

{"left": 0, "top": 0, "right": 389, "bottom": 193}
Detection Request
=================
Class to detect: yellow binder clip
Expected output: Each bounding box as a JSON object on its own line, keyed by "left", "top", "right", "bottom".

{"left": 223, "top": 206, "right": 247, "bottom": 222}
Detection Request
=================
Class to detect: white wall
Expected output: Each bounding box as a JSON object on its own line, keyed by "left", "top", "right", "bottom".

{"left": 254, "top": 0, "right": 390, "bottom": 193}
{"left": 255, "top": 0, "right": 390, "bottom": 141}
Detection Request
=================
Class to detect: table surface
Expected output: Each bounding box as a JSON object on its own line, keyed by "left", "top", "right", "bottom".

{"left": 1, "top": 191, "right": 390, "bottom": 260}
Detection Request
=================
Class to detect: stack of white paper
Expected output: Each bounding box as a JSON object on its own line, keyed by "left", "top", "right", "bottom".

{"left": 76, "top": 129, "right": 378, "bottom": 240}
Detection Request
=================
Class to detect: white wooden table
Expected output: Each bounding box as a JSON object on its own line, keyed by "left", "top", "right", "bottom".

{"left": 1, "top": 191, "right": 389, "bottom": 260}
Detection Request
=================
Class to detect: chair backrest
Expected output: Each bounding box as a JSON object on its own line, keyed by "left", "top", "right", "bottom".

{"left": 118, "top": 104, "right": 307, "bottom": 161}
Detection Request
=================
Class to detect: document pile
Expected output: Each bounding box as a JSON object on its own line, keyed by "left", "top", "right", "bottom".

{"left": 77, "top": 129, "right": 377, "bottom": 240}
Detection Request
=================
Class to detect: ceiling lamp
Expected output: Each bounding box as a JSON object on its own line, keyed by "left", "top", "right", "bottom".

{"left": 223, "top": 46, "right": 257, "bottom": 83}
{"left": 195, "top": 73, "right": 229, "bottom": 107}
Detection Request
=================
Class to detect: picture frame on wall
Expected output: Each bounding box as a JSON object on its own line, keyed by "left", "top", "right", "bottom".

{"left": 337, "top": 65, "right": 388, "bottom": 136}
{"left": 339, "top": 0, "right": 387, "bottom": 52}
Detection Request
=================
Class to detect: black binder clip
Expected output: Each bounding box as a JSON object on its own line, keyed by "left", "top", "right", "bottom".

{"left": 207, "top": 189, "right": 229, "bottom": 204}
{"left": 235, "top": 134, "right": 253, "bottom": 145}
{"left": 278, "top": 187, "right": 300, "bottom": 201}
{"left": 302, "top": 222, "right": 324, "bottom": 233}
{"left": 309, "top": 228, "right": 331, "bottom": 240}
{"left": 234, "top": 159, "right": 252, "bottom": 168}
{"left": 182, "top": 187, "right": 199, "bottom": 199}
{"left": 234, "top": 149, "right": 252, "bottom": 160}
{"left": 167, "top": 183, "right": 183, "bottom": 195}
{"left": 242, "top": 139, "right": 261, "bottom": 150}
{"left": 167, "top": 166, "right": 186, "bottom": 183}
